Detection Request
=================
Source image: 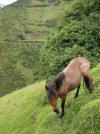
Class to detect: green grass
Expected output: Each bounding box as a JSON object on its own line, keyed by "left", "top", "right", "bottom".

{"left": 0, "top": 64, "right": 100, "bottom": 134}
{"left": 27, "top": 0, "right": 78, "bottom": 21}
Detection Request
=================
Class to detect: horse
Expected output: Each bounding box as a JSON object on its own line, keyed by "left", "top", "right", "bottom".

{"left": 45, "top": 57, "right": 94, "bottom": 118}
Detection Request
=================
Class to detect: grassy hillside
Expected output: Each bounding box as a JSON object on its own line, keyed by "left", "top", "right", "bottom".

{"left": 0, "top": 64, "right": 100, "bottom": 134}
{"left": 0, "top": 0, "right": 77, "bottom": 96}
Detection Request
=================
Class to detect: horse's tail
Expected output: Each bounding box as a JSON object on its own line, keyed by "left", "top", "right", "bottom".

{"left": 83, "top": 76, "right": 89, "bottom": 90}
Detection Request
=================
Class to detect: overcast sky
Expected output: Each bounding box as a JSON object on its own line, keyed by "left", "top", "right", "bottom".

{"left": 0, "top": 0, "right": 17, "bottom": 5}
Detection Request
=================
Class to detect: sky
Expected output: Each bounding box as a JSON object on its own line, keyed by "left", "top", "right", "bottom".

{"left": 0, "top": 0, "right": 17, "bottom": 5}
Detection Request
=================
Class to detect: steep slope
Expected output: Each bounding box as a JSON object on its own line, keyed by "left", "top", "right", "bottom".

{"left": 0, "top": 64, "right": 100, "bottom": 134}
{"left": 0, "top": 0, "right": 77, "bottom": 96}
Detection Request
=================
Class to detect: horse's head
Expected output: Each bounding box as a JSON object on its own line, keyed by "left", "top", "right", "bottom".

{"left": 45, "top": 84, "right": 59, "bottom": 114}
{"left": 45, "top": 73, "right": 65, "bottom": 114}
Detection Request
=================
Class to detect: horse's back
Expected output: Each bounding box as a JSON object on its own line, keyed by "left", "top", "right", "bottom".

{"left": 70, "top": 57, "right": 90, "bottom": 65}
{"left": 64, "top": 57, "right": 90, "bottom": 71}
{"left": 62, "top": 57, "right": 90, "bottom": 90}
{"left": 75, "top": 57, "right": 90, "bottom": 75}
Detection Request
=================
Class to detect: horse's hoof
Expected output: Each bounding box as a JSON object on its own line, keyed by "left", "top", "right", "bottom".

{"left": 89, "top": 90, "right": 93, "bottom": 93}
{"left": 74, "top": 96, "right": 78, "bottom": 99}
{"left": 53, "top": 109, "right": 60, "bottom": 114}
{"left": 74, "top": 95, "right": 78, "bottom": 99}
{"left": 58, "top": 113, "right": 65, "bottom": 119}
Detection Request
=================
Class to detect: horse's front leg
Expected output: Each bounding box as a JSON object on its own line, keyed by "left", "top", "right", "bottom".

{"left": 60, "top": 97, "right": 66, "bottom": 118}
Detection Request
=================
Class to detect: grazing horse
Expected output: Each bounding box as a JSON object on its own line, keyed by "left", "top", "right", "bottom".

{"left": 45, "top": 57, "right": 93, "bottom": 118}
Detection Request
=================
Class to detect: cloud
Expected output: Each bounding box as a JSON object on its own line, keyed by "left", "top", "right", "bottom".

{"left": 0, "top": 0, "right": 17, "bottom": 5}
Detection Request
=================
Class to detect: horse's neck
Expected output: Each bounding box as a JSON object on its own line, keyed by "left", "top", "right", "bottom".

{"left": 63, "top": 76, "right": 71, "bottom": 88}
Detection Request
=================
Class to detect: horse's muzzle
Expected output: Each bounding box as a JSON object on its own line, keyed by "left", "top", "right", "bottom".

{"left": 53, "top": 109, "right": 59, "bottom": 114}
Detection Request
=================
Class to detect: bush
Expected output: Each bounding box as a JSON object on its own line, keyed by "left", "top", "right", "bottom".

{"left": 39, "top": 0, "right": 100, "bottom": 80}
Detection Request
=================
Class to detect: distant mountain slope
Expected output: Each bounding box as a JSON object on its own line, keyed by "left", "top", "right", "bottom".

{"left": 0, "top": 64, "right": 100, "bottom": 134}
{"left": 0, "top": 0, "right": 77, "bottom": 96}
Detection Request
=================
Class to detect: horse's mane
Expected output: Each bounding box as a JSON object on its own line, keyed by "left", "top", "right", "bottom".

{"left": 55, "top": 72, "right": 65, "bottom": 90}
{"left": 46, "top": 72, "right": 65, "bottom": 96}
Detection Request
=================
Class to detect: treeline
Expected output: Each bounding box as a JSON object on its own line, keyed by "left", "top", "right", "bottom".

{"left": 38, "top": 0, "right": 100, "bottom": 81}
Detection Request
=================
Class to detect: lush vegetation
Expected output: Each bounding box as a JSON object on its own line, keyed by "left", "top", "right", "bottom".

{"left": 0, "top": 64, "right": 100, "bottom": 134}
{"left": 0, "top": 0, "right": 76, "bottom": 96}
{"left": 0, "top": 1, "right": 100, "bottom": 133}
{"left": 2, "top": 0, "right": 100, "bottom": 95}
{"left": 39, "top": 0, "right": 100, "bottom": 80}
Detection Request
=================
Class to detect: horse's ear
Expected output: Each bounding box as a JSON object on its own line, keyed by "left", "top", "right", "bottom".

{"left": 45, "top": 85, "right": 48, "bottom": 91}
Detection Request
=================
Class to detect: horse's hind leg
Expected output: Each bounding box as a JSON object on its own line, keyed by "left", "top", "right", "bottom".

{"left": 74, "top": 85, "right": 80, "bottom": 99}
{"left": 84, "top": 76, "right": 93, "bottom": 92}
{"left": 82, "top": 70, "right": 93, "bottom": 92}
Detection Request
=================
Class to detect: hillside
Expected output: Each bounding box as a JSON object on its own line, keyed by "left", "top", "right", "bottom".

{"left": 0, "top": 64, "right": 100, "bottom": 134}
{"left": 0, "top": 0, "right": 77, "bottom": 96}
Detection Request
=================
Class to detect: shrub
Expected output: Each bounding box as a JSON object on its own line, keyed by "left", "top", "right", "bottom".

{"left": 39, "top": 0, "right": 100, "bottom": 80}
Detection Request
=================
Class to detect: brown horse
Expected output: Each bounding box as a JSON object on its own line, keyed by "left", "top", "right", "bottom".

{"left": 45, "top": 57, "right": 93, "bottom": 118}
